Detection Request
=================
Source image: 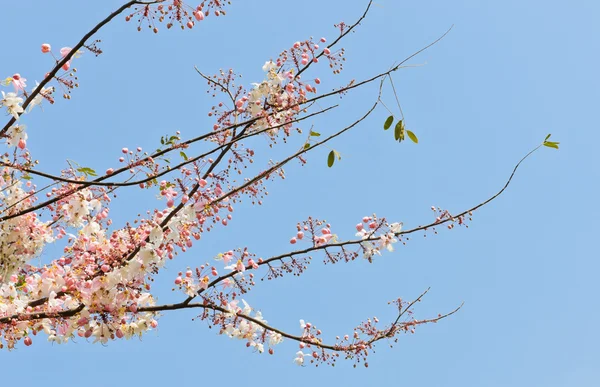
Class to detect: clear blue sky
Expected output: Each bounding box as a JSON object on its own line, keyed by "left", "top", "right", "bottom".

{"left": 3, "top": 1, "right": 598, "bottom": 385}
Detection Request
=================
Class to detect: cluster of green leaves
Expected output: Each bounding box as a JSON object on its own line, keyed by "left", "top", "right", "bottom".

{"left": 156, "top": 133, "right": 184, "bottom": 164}
{"left": 68, "top": 159, "right": 98, "bottom": 178}
{"left": 543, "top": 134, "right": 560, "bottom": 149}
{"left": 384, "top": 115, "right": 418, "bottom": 144}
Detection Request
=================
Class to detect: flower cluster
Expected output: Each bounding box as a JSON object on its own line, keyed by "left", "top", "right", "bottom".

{"left": 126, "top": 0, "right": 229, "bottom": 33}
{"left": 0, "top": 179, "right": 54, "bottom": 282}
{"left": 355, "top": 215, "right": 403, "bottom": 260}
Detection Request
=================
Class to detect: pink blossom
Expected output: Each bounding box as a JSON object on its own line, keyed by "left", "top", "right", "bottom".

{"left": 11, "top": 74, "right": 27, "bottom": 92}
{"left": 161, "top": 187, "right": 177, "bottom": 207}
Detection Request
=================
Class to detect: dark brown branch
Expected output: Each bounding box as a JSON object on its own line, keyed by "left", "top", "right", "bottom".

{"left": 0, "top": 1, "right": 159, "bottom": 135}
{"left": 294, "top": 0, "right": 374, "bottom": 80}
{"left": 181, "top": 142, "right": 542, "bottom": 302}
{"left": 0, "top": 303, "right": 84, "bottom": 324}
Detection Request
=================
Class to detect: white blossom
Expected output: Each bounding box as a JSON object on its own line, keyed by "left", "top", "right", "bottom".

{"left": 1, "top": 91, "right": 24, "bottom": 119}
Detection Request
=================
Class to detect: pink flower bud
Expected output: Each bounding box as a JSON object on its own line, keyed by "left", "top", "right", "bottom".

{"left": 324, "top": 48, "right": 331, "bottom": 55}
{"left": 106, "top": 168, "right": 114, "bottom": 175}
{"left": 194, "top": 11, "right": 205, "bottom": 21}
{"left": 314, "top": 78, "right": 321, "bottom": 84}
{"left": 356, "top": 223, "right": 363, "bottom": 231}
{"left": 150, "top": 320, "right": 158, "bottom": 328}
{"left": 24, "top": 337, "right": 32, "bottom": 346}
{"left": 41, "top": 43, "right": 51, "bottom": 53}
{"left": 290, "top": 237, "right": 297, "bottom": 244}
{"left": 174, "top": 276, "right": 182, "bottom": 285}
{"left": 297, "top": 231, "right": 304, "bottom": 239}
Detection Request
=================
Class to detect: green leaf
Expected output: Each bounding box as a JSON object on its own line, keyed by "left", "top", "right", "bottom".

{"left": 384, "top": 115, "right": 394, "bottom": 130}
{"left": 160, "top": 136, "right": 165, "bottom": 145}
{"left": 327, "top": 150, "right": 335, "bottom": 167}
{"left": 180, "top": 151, "right": 189, "bottom": 161}
{"left": 543, "top": 141, "right": 560, "bottom": 149}
{"left": 310, "top": 130, "right": 321, "bottom": 137}
{"left": 333, "top": 150, "right": 342, "bottom": 161}
{"left": 77, "top": 167, "right": 97, "bottom": 176}
{"left": 544, "top": 133, "right": 552, "bottom": 141}
{"left": 394, "top": 120, "right": 404, "bottom": 142}
{"left": 22, "top": 174, "right": 32, "bottom": 180}
{"left": 304, "top": 143, "right": 310, "bottom": 149}
{"left": 406, "top": 130, "right": 418, "bottom": 144}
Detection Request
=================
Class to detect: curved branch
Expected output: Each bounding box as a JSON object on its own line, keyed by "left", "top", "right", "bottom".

{"left": 137, "top": 289, "right": 462, "bottom": 352}
{"left": 295, "top": 0, "right": 374, "bottom": 79}
{"left": 186, "top": 143, "right": 542, "bottom": 300}
{"left": 0, "top": 1, "right": 159, "bottom": 135}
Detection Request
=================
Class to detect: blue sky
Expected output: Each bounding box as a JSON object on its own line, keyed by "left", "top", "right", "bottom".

{"left": 2, "top": 0, "right": 598, "bottom": 385}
